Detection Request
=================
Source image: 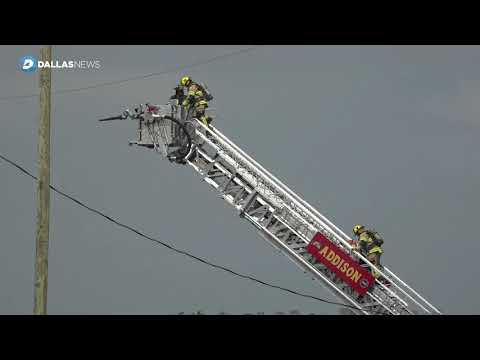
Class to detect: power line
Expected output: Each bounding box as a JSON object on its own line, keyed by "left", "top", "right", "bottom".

{"left": 0, "top": 46, "right": 262, "bottom": 102}
{"left": 0, "top": 152, "right": 369, "bottom": 314}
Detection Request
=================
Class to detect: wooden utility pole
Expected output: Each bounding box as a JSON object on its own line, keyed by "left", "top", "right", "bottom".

{"left": 34, "top": 45, "right": 52, "bottom": 315}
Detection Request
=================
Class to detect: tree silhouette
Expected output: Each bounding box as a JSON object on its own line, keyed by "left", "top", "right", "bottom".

{"left": 174, "top": 309, "right": 327, "bottom": 315}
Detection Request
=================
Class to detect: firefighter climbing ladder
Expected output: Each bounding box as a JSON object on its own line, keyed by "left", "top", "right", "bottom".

{"left": 102, "top": 101, "right": 443, "bottom": 315}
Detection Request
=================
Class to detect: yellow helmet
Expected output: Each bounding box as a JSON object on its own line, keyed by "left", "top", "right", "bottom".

{"left": 180, "top": 76, "right": 192, "bottom": 87}
{"left": 353, "top": 224, "right": 365, "bottom": 235}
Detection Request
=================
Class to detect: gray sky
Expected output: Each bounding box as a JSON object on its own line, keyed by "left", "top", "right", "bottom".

{"left": 1, "top": 45, "right": 479, "bottom": 314}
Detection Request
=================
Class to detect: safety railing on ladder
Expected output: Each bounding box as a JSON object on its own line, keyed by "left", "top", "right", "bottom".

{"left": 101, "top": 101, "right": 443, "bottom": 315}
{"left": 192, "top": 120, "right": 442, "bottom": 315}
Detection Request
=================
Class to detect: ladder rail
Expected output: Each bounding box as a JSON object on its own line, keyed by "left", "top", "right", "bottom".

{"left": 207, "top": 123, "right": 441, "bottom": 313}
{"left": 193, "top": 128, "right": 428, "bottom": 313}
{"left": 191, "top": 134, "right": 406, "bottom": 315}
{"left": 137, "top": 108, "right": 441, "bottom": 315}
{"left": 198, "top": 122, "right": 439, "bottom": 314}
{"left": 193, "top": 135, "right": 411, "bottom": 311}
{"left": 187, "top": 148, "right": 391, "bottom": 315}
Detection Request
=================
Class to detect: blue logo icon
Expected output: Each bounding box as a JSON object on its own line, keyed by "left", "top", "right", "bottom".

{"left": 19, "top": 55, "right": 38, "bottom": 72}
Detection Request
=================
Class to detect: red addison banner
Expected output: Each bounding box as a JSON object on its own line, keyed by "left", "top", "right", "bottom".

{"left": 306, "top": 232, "right": 375, "bottom": 295}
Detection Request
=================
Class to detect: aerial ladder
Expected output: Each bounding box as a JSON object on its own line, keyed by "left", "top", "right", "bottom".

{"left": 99, "top": 97, "right": 443, "bottom": 315}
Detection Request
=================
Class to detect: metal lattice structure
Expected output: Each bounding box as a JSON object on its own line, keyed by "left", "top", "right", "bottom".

{"left": 104, "top": 101, "right": 442, "bottom": 315}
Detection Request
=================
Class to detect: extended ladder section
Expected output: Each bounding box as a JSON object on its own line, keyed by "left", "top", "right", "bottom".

{"left": 128, "top": 103, "right": 442, "bottom": 315}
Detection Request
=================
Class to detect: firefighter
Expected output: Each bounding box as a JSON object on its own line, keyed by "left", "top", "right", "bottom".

{"left": 353, "top": 224, "right": 384, "bottom": 279}
{"left": 194, "top": 99, "right": 212, "bottom": 127}
{"left": 178, "top": 76, "right": 213, "bottom": 126}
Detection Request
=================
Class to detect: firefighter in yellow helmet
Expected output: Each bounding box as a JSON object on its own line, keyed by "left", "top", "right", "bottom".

{"left": 178, "top": 76, "right": 213, "bottom": 126}
{"left": 353, "top": 224, "right": 384, "bottom": 279}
